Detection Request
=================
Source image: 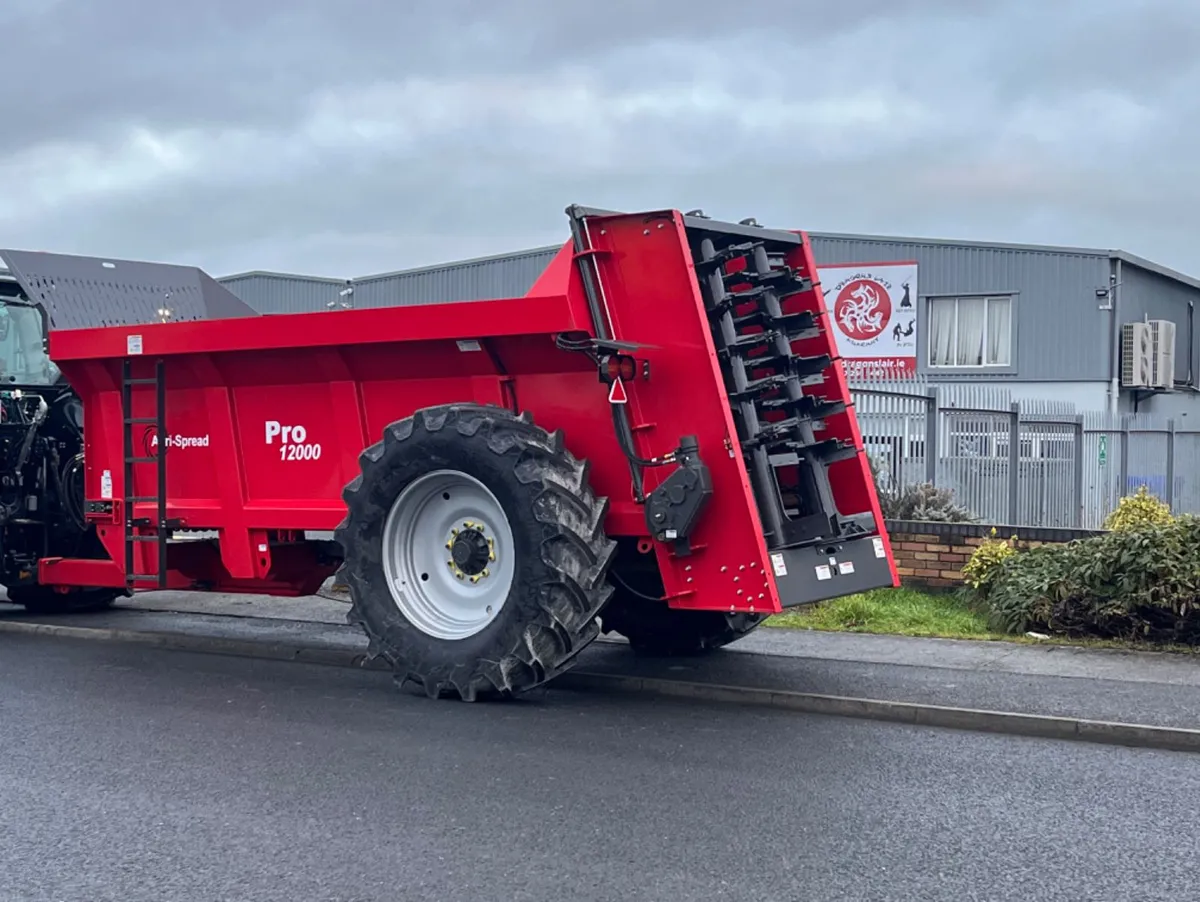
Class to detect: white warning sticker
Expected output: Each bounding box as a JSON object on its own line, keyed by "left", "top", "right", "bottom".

{"left": 100, "top": 469, "right": 113, "bottom": 500}
{"left": 815, "top": 564, "right": 832, "bottom": 581}
{"left": 770, "top": 553, "right": 787, "bottom": 577}
{"left": 838, "top": 560, "right": 855, "bottom": 575}
{"left": 127, "top": 334, "right": 143, "bottom": 355}
{"left": 872, "top": 536, "right": 886, "bottom": 558}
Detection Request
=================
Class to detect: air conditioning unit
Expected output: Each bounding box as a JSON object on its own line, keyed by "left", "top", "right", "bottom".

{"left": 1121, "top": 321, "right": 1153, "bottom": 387}
{"left": 1148, "top": 319, "right": 1176, "bottom": 389}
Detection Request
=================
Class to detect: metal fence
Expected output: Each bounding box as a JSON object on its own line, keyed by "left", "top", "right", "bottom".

{"left": 850, "top": 378, "right": 1198, "bottom": 529}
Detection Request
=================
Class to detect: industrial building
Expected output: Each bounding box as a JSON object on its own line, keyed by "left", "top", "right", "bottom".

{"left": 218, "top": 229, "right": 1200, "bottom": 418}
{"left": 6, "top": 222, "right": 1200, "bottom": 527}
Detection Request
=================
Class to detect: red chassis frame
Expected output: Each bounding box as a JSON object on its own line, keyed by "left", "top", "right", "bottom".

{"left": 43, "top": 208, "right": 898, "bottom": 612}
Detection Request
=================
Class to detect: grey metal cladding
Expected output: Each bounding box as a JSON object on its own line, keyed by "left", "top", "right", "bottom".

{"left": 0, "top": 249, "right": 260, "bottom": 330}
{"left": 336, "top": 234, "right": 1121, "bottom": 381}
{"left": 218, "top": 273, "right": 348, "bottom": 314}
{"left": 350, "top": 247, "right": 561, "bottom": 308}
{"left": 809, "top": 234, "right": 1112, "bottom": 382}
{"left": 198, "top": 226, "right": 1200, "bottom": 389}
{"left": 1118, "top": 262, "right": 1200, "bottom": 385}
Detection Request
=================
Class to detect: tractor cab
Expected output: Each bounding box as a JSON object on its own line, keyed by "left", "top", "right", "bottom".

{"left": 0, "top": 294, "right": 60, "bottom": 387}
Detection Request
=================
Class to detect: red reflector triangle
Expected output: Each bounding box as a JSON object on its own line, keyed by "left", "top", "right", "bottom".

{"left": 607, "top": 377, "right": 628, "bottom": 405}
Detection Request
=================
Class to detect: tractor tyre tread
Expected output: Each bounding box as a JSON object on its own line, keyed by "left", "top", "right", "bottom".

{"left": 6, "top": 586, "right": 127, "bottom": 615}
{"left": 334, "top": 403, "right": 616, "bottom": 701}
{"left": 601, "top": 597, "right": 765, "bottom": 657}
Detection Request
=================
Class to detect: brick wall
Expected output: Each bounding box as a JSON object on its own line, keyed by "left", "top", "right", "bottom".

{"left": 883, "top": 520, "right": 1103, "bottom": 590}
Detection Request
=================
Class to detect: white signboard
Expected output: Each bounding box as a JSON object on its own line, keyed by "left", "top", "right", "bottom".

{"left": 817, "top": 261, "right": 918, "bottom": 380}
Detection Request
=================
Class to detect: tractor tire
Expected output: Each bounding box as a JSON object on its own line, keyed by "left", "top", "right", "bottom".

{"left": 335, "top": 403, "right": 617, "bottom": 701}
{"left": 5, "top": 586, "right": 126, "bottom": 615}
{"left": 601, "top": 593, "right": 765, "bottom": 657}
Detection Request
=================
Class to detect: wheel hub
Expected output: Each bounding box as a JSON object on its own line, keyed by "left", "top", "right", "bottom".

{"left": 448, "top": 522, "right": 493, "bottom": 579}
{"left": 380, "top": 470, "right": 515, "bottom": 640}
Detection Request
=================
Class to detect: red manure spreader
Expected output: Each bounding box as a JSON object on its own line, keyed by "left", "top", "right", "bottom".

{"left": 0, "top": 204, "right": 897, "bottom": 699}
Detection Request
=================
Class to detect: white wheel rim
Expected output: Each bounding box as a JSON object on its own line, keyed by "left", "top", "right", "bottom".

{"left": 381, "top": 469, "right": 515, "bottom": 640}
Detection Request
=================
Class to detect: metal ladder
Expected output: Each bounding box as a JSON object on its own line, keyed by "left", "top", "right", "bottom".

{"left": 121, "top": 358, "right": 174, "bottom": 589}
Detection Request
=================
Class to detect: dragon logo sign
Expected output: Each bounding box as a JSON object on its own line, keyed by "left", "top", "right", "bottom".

{"left": 833, "top": 279, "right": 891, "bottom": 342}
{"left": 819, "top": 261, "right": 919, "bottom": 380}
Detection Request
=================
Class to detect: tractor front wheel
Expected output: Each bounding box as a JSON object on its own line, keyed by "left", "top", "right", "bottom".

{"left": 335, "top": 403, "right": 616, "bottom": 701}
{"left": 4, "top": 586, "right": 127, "bottom": 615}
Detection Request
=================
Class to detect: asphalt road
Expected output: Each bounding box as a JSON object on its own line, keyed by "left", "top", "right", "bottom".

{"left": 2, "top": 635, "right": 1196, "bottom": 902}
{"left": 9, "top": 598, "right": 1197, "bottom": 729}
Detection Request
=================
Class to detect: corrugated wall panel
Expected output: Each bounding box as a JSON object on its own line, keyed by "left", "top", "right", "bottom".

{"left": 218, "top": 274, "right": 348, "bottom": 314}
{"left": 809, "top": 235, "right": 1112, "bottom": 382}
{"left": 350, "top": 247, "right": 561, "bottom": 308}
{"left": 210, "top": 234, "right": 1198, "bottom": 394}
{"left": 1117, "top": 263, "right": 1200, "bottom": 386}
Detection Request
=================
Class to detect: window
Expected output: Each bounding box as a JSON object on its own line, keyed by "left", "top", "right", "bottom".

{"left": 0, "top": 301, "right": 60, "bottom": 386}
{"left": 927, "top": 295, "right": 1013, "bottom": 368}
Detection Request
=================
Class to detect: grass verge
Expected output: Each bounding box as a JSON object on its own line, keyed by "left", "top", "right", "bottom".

{"left": 764, "top": 587, "right": 1200, "bottom": 654}
{"left": 766, "top": 587, "right": 1002, "bottom": 640}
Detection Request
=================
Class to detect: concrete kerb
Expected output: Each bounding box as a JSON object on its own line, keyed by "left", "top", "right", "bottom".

{"left": 3, "top": 618, "right": 1199, "bottom": 755}
{"left": 554, "top": 673, "right": 1200, "bottom": 754}
{"left": 0, "top": 620, "right": 384, "bottom": 672}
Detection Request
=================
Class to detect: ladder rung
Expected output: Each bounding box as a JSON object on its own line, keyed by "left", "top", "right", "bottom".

{"left": 123, "top": 358, "right": 169, "bottom": 588}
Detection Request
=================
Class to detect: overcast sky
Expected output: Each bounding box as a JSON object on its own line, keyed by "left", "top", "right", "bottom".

{"left": 1, "top": 0, "right": 1196, "bottom": 281}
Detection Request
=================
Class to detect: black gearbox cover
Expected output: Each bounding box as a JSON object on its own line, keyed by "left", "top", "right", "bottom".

{"left": 644, "top": 436, "right": 712, "bottom": 555}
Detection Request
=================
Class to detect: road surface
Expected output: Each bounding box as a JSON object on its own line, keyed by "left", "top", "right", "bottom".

{"left": 1, "top": 633, "right": 1195, "bottom": 902}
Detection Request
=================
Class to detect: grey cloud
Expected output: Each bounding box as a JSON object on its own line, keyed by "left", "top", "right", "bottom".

{"left": 1, "top": 0, "right": 1197, "bottom": 281}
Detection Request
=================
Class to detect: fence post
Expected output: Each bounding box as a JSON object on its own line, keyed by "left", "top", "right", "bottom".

{"left": 1073, "top": 414, "right": 1085, "bottom": 527}
{"left": 924, "top": 387, "right": 938, "bottom": 485}
{"left": 1119, "top": 417, "right": 1130, "bottom": 498}
{"left": 1008, "top": 402, "right": 1020, "bottom": 524}
{"left": 1166, "top": 418, "right": 1176, "bottom": 508}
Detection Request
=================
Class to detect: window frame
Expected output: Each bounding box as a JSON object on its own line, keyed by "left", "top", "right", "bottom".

{"left": 924, "top": 291, "right": 1018, "bottom": 374}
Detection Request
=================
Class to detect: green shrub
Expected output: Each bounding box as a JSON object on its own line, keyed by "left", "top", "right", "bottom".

{"left": 961, "top": 529, "right": 1017, "bottom": 592}
{"left": 1103, "top": 484, "right": 1174, "bottom": 532}
{"left": 982, "top": 515, "right": 1200, "bottom": 643}
{"left": 867, "top": 454, "right": 977, "bottom": 523}
{"left": 883, "top": 482, "right": 977, "bottom": 523}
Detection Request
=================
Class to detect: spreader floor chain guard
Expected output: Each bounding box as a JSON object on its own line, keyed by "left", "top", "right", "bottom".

{"left": 10, "top": 203, "right": 897, "bottom": 700}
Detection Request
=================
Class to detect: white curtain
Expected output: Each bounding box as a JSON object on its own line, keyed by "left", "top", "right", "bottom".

{"left": 955, "top": 297, "right": 986, "bottom": 366}
{"left": 928, "top": 298, "right": 956, "bottom": 366}
{"left": 987, "top": 298, "right": 1012, "bottom": 365}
